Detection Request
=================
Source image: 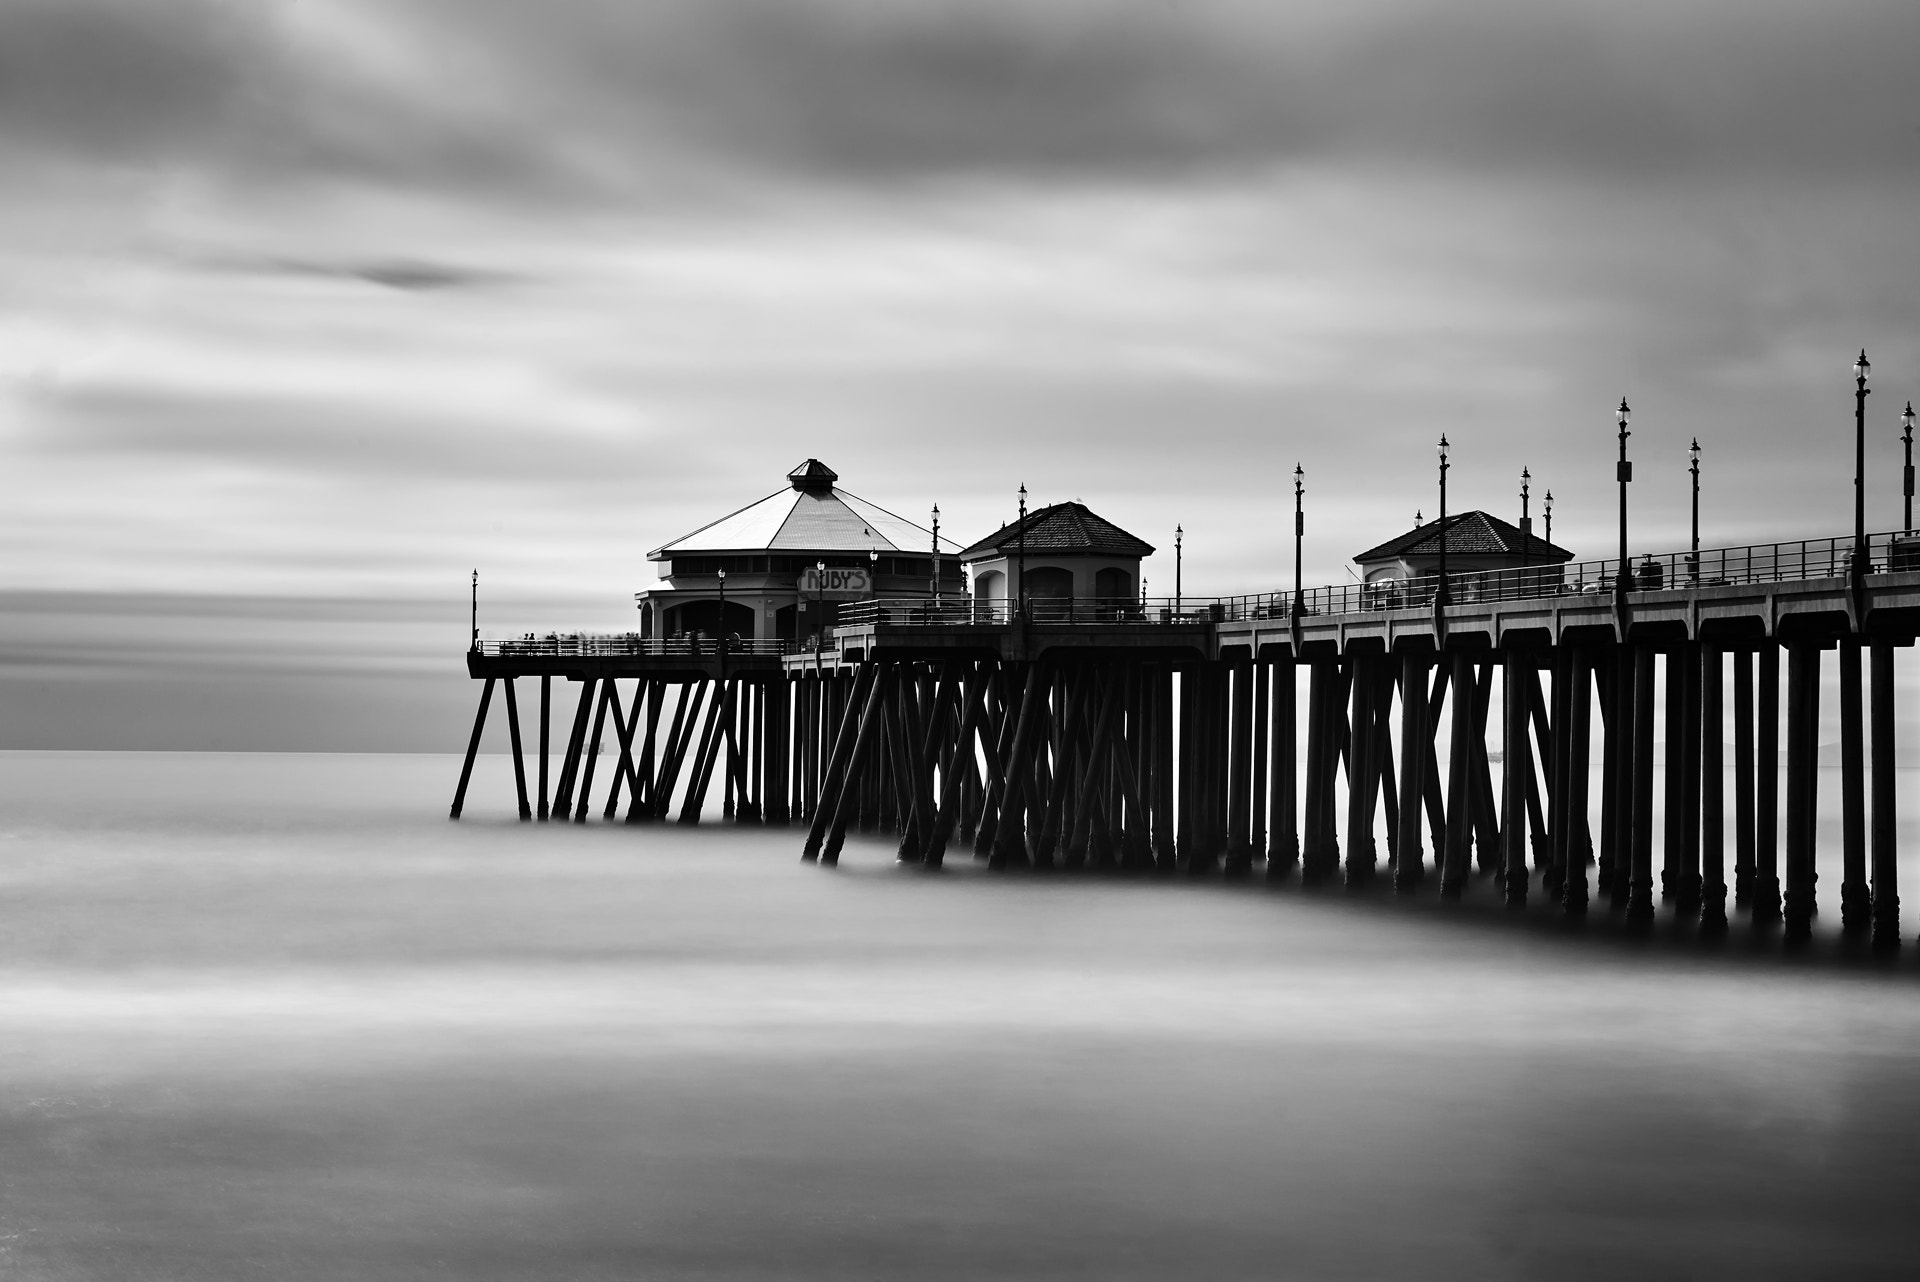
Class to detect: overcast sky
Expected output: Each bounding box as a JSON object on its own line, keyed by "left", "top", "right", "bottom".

{"left": 4, "top": 0, "right": 1919, "bottom": 746}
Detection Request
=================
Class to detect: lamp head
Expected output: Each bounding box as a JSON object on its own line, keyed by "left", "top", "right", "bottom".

{"left": 1543, "top": 490, "right": 1553, "bottom": 515}
{"left": 869, "top": 548, "right": 878, "bottom": 563}
{"left": 1903, "top": 402, "right": 1915, "bottom": 438}
{"left": 1689, "top": 438, "right": 1700, "bottom": 467}
{"left": 816, "top": 559, "right": 825, "bottom": 573}
{"left": 1617, "top": 398, "right": 1631, "bottom": 429}
{"left": 1176, "top": 523, "right": 1183, "bottom": 545}
{"left": 1520, "top": 465, "right": 1530, "bottom": 494}
{"left": 717, "top": 567, "right": 726, "bottom": 581}
{"left": 1855, "top": 349, "right": 1871, "bottom": 383}
{"left": 1437, "top": 434, "right": 1449, "bottom": 464}
{"left": 1294, "top": 463, "right": 1304, "bottom": 491}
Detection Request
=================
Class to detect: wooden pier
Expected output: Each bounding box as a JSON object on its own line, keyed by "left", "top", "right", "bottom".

{"left": 453, "top": 532, "right": 1920, "bottom": 948}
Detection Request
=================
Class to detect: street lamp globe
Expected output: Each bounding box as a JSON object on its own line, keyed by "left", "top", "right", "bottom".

{"left": 1617, "top": 398, "right": 1631, "bottom": 429}
{"left": 1855, "top": 350, "right": 1871, "bottom": 383}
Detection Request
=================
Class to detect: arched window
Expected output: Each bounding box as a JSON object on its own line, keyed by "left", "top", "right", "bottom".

{"left": 1026, "top": 566, "right": 1073, "bottom": 599}
{"left": 1094, "top": 567, "right": 1132, "bottom": 600}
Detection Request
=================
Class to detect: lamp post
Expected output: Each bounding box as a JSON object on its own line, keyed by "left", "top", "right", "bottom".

{"left": 1436, "top": 435, "right": 1450, "bottom": 607}
{"left": 716, "top": 567, "right": 728, "bottom": 670}
{"left": 1016, "top": 483, "right": 1028, "bottom": 621}
{"left": 1902, "top": 401, "right": 1915, "bottom": 535}
{"left": 930, "top": 504, "right": 941, "bottom": 604}
{"left": 1688, "top": 438, "right": 1701, "bottom": 582}
{"left": 1292, "top": 464, "right": 1305, "bottom": 618}
{"left": 1855, "top": 350, "right": 1871, "bottom": 584}
{"left": 470, "top": 569, "right": 478, "bottom": 652}
{"left": 1543, "top": 490, "right": 1553, "bottom": 547}
{"left": 814, "top": 558, "right": 826, "bottom": 672}
{"left": 1175, "top": 524, "right": 1184, "bottom": 616}
{"left": 1519, "top": 465, "right": 1531, "bottom": 590}
{"left": 1616, "top": 398, "right": 1632, "bottom": 608}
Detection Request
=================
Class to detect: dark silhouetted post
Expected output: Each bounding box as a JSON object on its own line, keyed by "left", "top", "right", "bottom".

{"left": 1841, "top": 638, "right": 1869, "bottom": 935}
{"left": 1293, "top": 465, "right": 1305, "bottom": 617}
{"left": 1903, "top": 402, "right": 1915, "bottom": 534}
{"left": 1017, "top": 483, "right": 1028, "bottom": 620}
{"left": 1615, "top": 399, "right": 1632, "bottom": 623}
{"left": 1436, "top": 435, "right": 1450, "bottom": 607}
{"left": 1870, "top": 638, "right": 1901, "bottom": 949}
{"left": 1175, "top": 523, "right": 1183, "bottom": 617}
{"left": 1853, "top": 350, "right": 1871, "bottom": 592}
{"left": 1543, "top": 489, "right": 1553, "bottom": 548}
{"left": 1688, "top": 438, "right": 1701, "bottom": 582}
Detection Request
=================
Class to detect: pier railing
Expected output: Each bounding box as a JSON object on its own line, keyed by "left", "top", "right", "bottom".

{"left": 837, "top": 530, "right": 1920, "bottom": 628}
{"left": 474, "top": 633, "right": 789, "bottom": 658}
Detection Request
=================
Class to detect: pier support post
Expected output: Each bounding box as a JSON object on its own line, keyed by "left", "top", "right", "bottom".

{"left": 1662, "top": 647, "right": 1684, "bottom": 904}
{"left": 1840, "top": 639, "right": 1870, "bottom": 935}
{"left": 1441, "top": 650, "right": 1474, "bottom": 900}
{"left": 1732, "top": 648, "right": 1755, "bottom": 905}
{"left": 1870, "top": 638, "right": 1901, "bottom": 949}
{"left": 1561, "top": 647, "right": 1592, "bottom": 916}
{"left": 1345, "top": 653, "right": 1378, "bottom": 884}
{"left": 1394, "top": 651, "right": 1428, "bottom": 893}
{"left": 575, "top": 677, "right": 615, "bottom": 822}
{"left": 1701, "top": 644, "right": 1727, "bottom": 931}
{"left": 1679, "top": 641, "right": 1703, "bottom": 914}
{"left": 1268, "top": 653, "right": 1299, "bottom": 876}
{"left": 1628, "top": 643, "right": 1657, "bottom": 922}
{"left": 1226, "top": 659, "right": 1256, "bottom": 875}
{"left": 1755, "top": 644, "right": 1782, "bottom": 919}
{"left": 1301, "top": 655, "right": 1332, "bottom": 885}
{"left": 1501, "top": 649, "right": 1528, "bottom": 906}
{"left": 1598, "top": 648, "right": 1622, "bottom": 903}
{"left": 503, "top": 677, "right": 532, "bottom": 821}
{"left": 1783, "top": 641, "right": 1820, "bottom": 942}
{"left": 537, "top": 674, "right": 551, "bottom": 820}
{"left": 1251, "top": 659, "right": 1270, "bottom": 863}
{"left": 449, "top": 677, "right": 495, "bottom": 820}
{"left": 1540, "top": 651, "right": 1568, "bottom": 901}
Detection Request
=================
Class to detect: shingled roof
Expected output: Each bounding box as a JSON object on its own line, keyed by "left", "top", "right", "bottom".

{"left": 1353, "top": 510, "right": 1573, "bottom": 564}
{"left": 648, "top": 461, "right": 960, "bottom": 558}
{"left": 958, "top": 501, "right": 1155, "bottom": 559}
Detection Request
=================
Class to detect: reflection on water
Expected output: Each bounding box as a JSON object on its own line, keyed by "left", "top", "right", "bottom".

{"left": 3, "top": 752, "right": 1919, "bottom": 1280}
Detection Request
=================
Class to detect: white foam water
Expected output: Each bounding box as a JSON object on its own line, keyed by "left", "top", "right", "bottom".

{"left": 3, "top": 751, "right": 1918, "bottom": 1279}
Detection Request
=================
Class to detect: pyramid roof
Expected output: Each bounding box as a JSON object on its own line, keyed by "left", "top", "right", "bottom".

{"left": 958, "top": 501, "right": 1155, "bottom": 559}
{"left": 648, "top": 462, "right": 959, "bottom": 558}
{"left": 1352, "top": 510, "right": 1573, "bottom": 564}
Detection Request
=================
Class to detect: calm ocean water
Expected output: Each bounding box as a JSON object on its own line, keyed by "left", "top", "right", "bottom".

{"left": 4, "top": 750, "right": 1920, "bottom": 1280}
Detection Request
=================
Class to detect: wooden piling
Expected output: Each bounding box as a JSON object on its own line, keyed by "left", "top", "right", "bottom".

{"left": 1783, "top": 641, "right": 1819, "bottom": 941}
{"left": 1839, "top": 639, "right": 1869, "bottom": 935}
{"left": 449, "top": 676, "right": 495, "bottom": 820}
{"left": 1869, "top": 638, "right": 1901, "bottom": 949}
{"left": 1628, "top": 644, "right": 1657, "bottom": 922}
{"left": 1700, "top": 644, "right": 1727, "bottom": 930}
{"left": 1561, "top": 647, "right": 1592, "bottom": 916}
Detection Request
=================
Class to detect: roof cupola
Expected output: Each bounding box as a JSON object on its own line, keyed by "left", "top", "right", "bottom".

{"left": 787, "top": 459, "right": 839, "bottom": 494}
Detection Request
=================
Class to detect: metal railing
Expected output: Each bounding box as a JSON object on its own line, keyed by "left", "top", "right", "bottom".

{"left": 829, "top": 530, "right": 1920, "bottom": 630}
{"left": 474, "top": 633, "right": 789, "bottom": 658}
{"left": 834, "top": 597, "right": 1198, "bottom": 627}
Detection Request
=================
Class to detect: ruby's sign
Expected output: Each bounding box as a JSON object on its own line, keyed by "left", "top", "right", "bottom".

{"left": 798, "top": 566, "right": 872, "bottom": 598}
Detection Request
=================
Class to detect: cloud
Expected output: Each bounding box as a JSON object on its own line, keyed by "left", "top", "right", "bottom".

{"left": 9, "top": 0, "right": 1920, "bottom": 207}
{"left": 195, "top": 255, "right": 515, "bottom": 292}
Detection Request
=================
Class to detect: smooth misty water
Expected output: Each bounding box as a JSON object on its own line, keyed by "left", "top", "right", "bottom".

{"left": 4, "top": 753, "right": 1920, "bottom": 1280}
